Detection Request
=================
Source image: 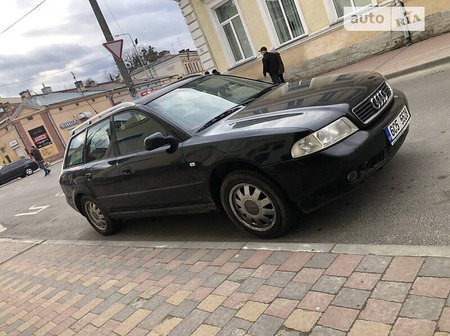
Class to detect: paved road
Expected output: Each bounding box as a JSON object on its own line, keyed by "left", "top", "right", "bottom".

{"left": 1, "top": 65, "right": 449, "bottom": 245}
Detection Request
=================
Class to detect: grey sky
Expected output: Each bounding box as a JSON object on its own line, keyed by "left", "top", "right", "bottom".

{"left": 0, "top": 0, "right": 195, "bottom": 97}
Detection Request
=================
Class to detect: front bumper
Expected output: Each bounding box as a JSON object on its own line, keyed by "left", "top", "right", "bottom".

{"left": 263, "top": 90, "right": 410, "bottom": 213}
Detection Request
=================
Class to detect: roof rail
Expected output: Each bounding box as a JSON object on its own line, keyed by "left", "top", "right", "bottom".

{"left": 70, "top": 101, "right": 135, "bottom": 135}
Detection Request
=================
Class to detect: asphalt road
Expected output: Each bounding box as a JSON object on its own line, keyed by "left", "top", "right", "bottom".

{"left": 1, "top": 65, "right": 449, "bottom": 245}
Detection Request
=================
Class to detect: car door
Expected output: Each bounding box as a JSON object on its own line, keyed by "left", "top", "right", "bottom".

{"left": 81, "top": 118, "right": 126, "bottom": 212}
{"left": 3, "top": 161, "right": 19, "bottom": 182}
{"left": 111, "top": 109, "right": 203, "bottom": 211}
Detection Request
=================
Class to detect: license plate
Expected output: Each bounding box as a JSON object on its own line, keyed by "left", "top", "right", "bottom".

{"left": 384, "top": 105, "right": 411, "bottom": 145}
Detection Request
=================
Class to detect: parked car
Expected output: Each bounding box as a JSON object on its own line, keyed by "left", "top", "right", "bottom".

{"left": 59, "top": 72, "right": 410, "bottom": 238}
{"left": 0, "top": 158, "right": 39, "bottom": 186}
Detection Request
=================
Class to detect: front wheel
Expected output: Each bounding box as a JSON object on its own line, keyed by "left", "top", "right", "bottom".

{"left": 220, "top": 171, "right": 295, "bottom": 238}
{"left": 80, "top": 196, "right": 119, "bottom": 235}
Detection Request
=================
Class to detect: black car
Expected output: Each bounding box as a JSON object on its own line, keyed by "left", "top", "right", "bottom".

{"left": 59, "top": 72, "right": 410, "bottom": 238}
{"left": 0, "top": 158, "right": 39, "bottom": 185}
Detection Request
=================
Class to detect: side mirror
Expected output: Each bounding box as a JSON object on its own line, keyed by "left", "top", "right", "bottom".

{"left": 144, "top": 132, "right": 178, "bottom": 153}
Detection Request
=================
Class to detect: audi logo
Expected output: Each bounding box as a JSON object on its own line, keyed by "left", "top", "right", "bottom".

{"left": 370, "top": 90, "right": 389, "bottom": 110}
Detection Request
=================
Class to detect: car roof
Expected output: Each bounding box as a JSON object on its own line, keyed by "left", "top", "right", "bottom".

{"left": 69, "top": 75, "right": 204, "bottom": 137}
{"left": 69, "top": 101, "right": 136, "bottom": 136}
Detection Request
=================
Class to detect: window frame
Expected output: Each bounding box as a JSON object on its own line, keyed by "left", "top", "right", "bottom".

{"left": 207, "top": 0, "right": 256, "bottom": 67}
{"left": 323, "top": 0, "right": 376, "bottom": 24}
{"left": 261, "top": 0, "right": 308, "bottom": 47}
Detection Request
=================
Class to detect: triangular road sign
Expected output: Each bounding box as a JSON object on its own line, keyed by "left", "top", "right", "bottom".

{"left": 103, "top": 39, "right": 123, "bottom": 61}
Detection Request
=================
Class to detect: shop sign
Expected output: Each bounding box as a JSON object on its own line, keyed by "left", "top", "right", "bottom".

{"left": 28, "top": 125, "right": 52, "bottom": 148}
{"left": 60, "top": 119, "right": 79, "bottom": 129}
{"left": 9, "top": 139, "right": 19, "bottom": 148}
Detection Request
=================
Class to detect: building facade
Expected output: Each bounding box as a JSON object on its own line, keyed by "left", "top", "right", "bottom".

{"left": 0, "top": 84, "right": 131, "bottom": 165}
{"left": 131, "top": 49, "right": 204, "bottom": 83}
{"left": 176, "top": 0, "right": 450, "bottom": 80}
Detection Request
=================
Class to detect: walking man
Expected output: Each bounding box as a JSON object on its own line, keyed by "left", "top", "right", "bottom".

{"left": 30, "top": 146, "right": 51, "bottom": 176}
{"left": 259, "top": 46, "right": 282, "bottom": 85}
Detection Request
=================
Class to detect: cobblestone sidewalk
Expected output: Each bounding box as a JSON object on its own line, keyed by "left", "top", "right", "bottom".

{"left": 0, "top": 239, "right": 449, "bottom": 336}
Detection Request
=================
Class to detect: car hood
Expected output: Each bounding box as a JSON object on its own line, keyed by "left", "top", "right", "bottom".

{"left": 202, "top": 71, "right": 385, "bottom": 136}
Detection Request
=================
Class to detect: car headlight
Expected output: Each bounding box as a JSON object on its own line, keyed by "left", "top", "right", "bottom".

{"left": 291, "top": 117, "right": 358, "bottom": 158}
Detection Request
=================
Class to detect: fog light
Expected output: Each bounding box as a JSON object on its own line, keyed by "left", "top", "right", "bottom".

{"left": 347, "top": 170, "right": 359, "bottom": 182}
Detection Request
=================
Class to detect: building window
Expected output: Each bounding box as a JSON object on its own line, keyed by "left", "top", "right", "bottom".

{"left": 215, "top": 0, "right": 253, "bottom": 63}
{"left": 27, "top": 116, "right": 33, "bottom": 121}
{"left": 59, "top": 107, "right": 63, "bottom": 111}
{"left": 76, "top": 103, "right": 80, "bottom": 106}
{"left": 265, "top": 0, "right": 305, "bottom": 44}
{"left": 327, "top": 0, "right": 373, "bottom": 19}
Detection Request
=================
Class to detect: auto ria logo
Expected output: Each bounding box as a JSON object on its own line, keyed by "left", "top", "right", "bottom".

{"left": 344, "top": 6, "right": 425, "bottom": 32}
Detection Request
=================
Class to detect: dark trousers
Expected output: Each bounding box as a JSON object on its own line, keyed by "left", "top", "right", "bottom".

{"left": 37, "top": 160, "right": 50, "bottom": 174}
{"left": 269, "top": 73, "right": 281, "bottom": 84}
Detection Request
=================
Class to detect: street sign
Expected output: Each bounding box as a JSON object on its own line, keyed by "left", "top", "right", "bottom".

{"left": 103, "top": 39, "right": 123, "bottom": 61}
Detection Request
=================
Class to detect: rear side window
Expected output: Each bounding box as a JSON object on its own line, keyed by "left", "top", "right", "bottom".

{"left": 65, "top": 130, "right": 86, "bottom": 168}
{"left": 85, "top": 119, "right": 113, "bottom": 163}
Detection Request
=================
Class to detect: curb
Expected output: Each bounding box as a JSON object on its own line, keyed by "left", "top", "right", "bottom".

{"left": 385, "top": 56, "right": 450, "bottom": 79}
{"left": 1, "top": 238, "right": 449, "bottom": 257}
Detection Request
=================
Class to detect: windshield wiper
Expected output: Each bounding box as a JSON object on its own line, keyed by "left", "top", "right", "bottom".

{"left": 240, "top": 87, "right": 274, "bottom": 105}
{"left": 197, "top": 105, "right": 243, "bottom": 132}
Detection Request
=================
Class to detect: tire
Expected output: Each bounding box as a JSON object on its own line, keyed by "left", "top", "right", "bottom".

{"left": 220, "top": 171, "right": 295, "bottom": 238}
{"left": 24, "top": 167, "right": 34, "bottom": 176}
{"left": 80, "top": 196, "right": 119, "bottom": 235}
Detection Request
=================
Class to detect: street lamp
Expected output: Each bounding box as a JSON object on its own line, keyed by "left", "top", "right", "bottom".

{"left": 115, "top": 33, "right": 153, "bottom": 81}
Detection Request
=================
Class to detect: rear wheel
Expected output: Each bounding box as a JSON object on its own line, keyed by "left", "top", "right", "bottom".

{"left": 220, "top": 171, "right": 295, "bottom": 238}
{"left": 80, "top": 196, "right": 119, "bottom": 235}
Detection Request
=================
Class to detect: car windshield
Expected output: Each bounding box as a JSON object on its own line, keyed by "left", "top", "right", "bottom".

{"left": 146, "top": 76, "right": 273, "bottom": 133}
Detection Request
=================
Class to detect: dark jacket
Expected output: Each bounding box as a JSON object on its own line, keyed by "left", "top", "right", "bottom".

{"left": 262, "top": 52, "right": 281, "bottom": 77}
{"left": 31, "top": 147, "right": 43, "bottom": 161}
{"left": 274, "top": 52, "right": 285, "bottom": 74}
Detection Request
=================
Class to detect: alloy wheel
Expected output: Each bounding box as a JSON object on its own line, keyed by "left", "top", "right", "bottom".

{"left": 228, "top": 183, "right": 276, "bottom": 232}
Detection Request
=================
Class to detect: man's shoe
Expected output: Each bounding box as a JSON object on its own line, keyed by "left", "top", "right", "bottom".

{"left": 47, "top": 170, "right": 51, "bottom": 175}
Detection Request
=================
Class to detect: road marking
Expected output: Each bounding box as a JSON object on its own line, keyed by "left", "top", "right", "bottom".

{"left": 15, "top": 205, "right": 50, "bottom": 217}
{"left": 55, "top": 192, "right": 65, "bottom": 197}
{"left": 0, "top": 194, "right": 5, "bottom": 198}
{"left": 0, "top": 224, "right": 6, "bottom": 233}
{"left": 15, "top": 186, "right": 23, "bottom": 190}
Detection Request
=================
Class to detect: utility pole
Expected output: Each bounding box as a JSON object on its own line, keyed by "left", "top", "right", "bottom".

{"left": 88, "top": 0, "right": 136, "bottom": 97}
{"left": 115, "top": 33, "right": 153, "bottom": 81}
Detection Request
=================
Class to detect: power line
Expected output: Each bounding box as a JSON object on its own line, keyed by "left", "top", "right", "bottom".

{"left": 0, "top": 55, "right": 111, "bottom": 89}
{"left": 0, "top": 0, "right": 47, "bottom": 35}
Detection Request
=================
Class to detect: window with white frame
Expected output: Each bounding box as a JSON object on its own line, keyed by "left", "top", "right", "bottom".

{"left": 215, "top": 0, "right": 253, "bottom": 63}
{"left": 332, "top": 0, "right": 373, "bottom": 18}
{"left": 265, "top": 0, "right": 305, "bottom": 44}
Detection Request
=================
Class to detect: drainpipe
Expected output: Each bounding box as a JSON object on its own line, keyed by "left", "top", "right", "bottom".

{"left": 395, "top": 0, "right": 411, "bottom": 42}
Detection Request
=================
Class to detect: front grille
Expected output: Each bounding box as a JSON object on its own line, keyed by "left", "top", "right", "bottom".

{"left": 352, "top": 81, "right": 393, "bottom": 124}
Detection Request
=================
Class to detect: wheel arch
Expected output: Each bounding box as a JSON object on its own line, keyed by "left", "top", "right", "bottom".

{"left": 208, "top": 160, "right": 290, "bottom": 210}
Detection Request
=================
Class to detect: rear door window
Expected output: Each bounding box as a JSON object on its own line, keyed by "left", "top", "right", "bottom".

{"left": 85, "top": 119, "right": 114, "bottom": 163}
{"left": 65, "top": 130, "right": 86, "bottom": 168}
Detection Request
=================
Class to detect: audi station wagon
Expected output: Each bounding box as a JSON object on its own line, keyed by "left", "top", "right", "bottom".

{"left": 59, "top": 72, "right": 410, "bottom": 238}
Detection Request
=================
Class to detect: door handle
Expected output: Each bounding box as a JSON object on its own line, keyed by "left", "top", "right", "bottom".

{"left": 121, "top": 166, "right": 133, "bottom": 175}
{"left": 84, "top": 172, "right": 92, "bottom": 181}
